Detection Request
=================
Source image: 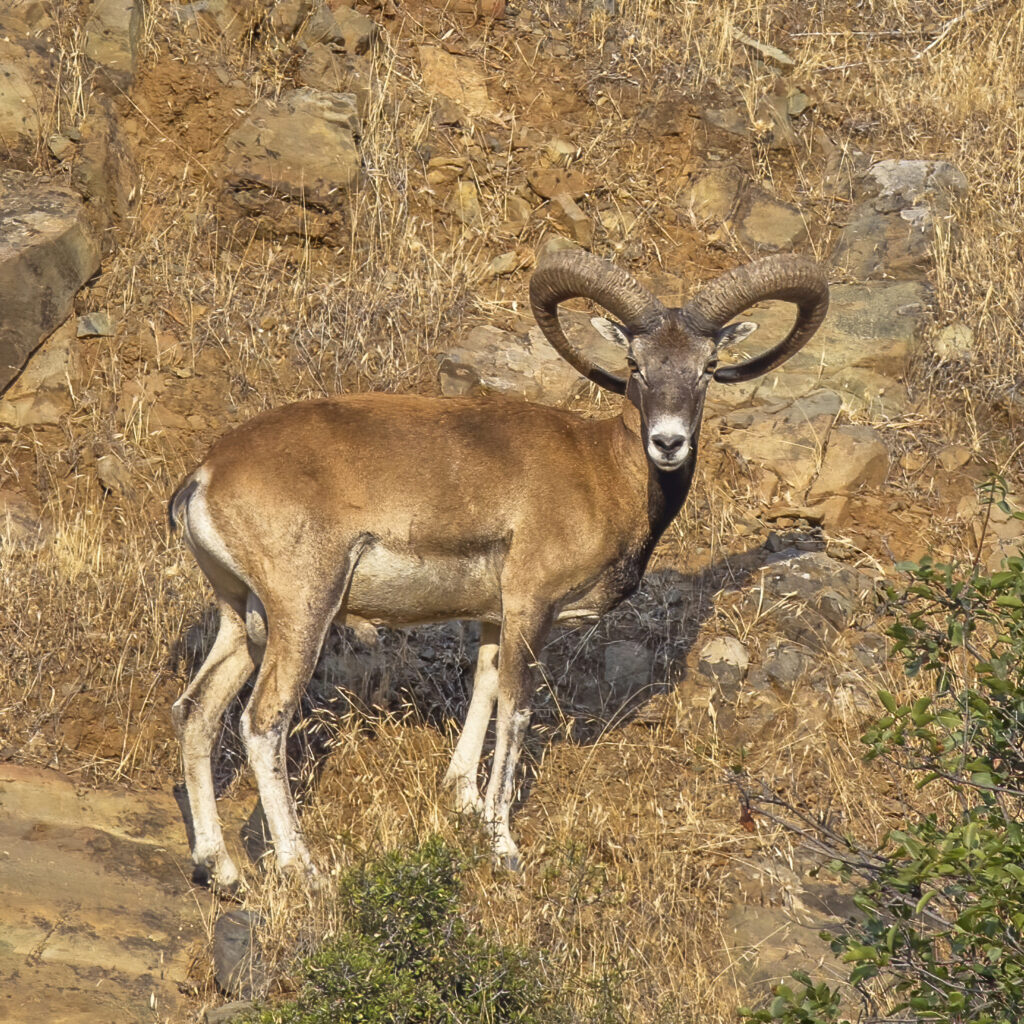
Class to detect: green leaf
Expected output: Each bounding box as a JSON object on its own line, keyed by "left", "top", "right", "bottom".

{"left": 878, "top": 689, "right": 898, "bottom": 713}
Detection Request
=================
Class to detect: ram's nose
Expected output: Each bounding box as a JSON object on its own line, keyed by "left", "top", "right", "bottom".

{"left": 651, "top": 433, "right": 686, "bottom": 458}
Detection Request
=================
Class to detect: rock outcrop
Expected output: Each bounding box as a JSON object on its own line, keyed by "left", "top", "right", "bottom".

{"left": 219, "top": 88, "right": 362, "bottom": 242}
{"left": 0, "top": 171, "right": 102, "bottom": 391}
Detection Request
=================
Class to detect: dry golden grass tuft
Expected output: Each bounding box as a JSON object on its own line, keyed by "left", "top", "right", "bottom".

{"left": 2, "top": 1, "right": 1022, "bottom": 1021}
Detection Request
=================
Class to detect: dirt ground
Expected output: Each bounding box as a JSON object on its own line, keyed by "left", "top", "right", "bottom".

{"left": 2, "top": 0, "right": 1023, "bottom": 1021}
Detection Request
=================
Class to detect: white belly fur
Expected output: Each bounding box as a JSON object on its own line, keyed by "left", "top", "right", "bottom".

{"left": 343, "top": 544, "right": 502, "bottom": 626}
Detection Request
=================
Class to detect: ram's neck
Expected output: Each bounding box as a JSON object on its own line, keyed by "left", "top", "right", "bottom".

{"left": 612, "top": 402, "right": 698, "bottom": 549}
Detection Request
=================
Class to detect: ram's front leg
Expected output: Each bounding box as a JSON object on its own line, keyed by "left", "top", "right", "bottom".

{"left": 482, "top": 606, "right": 550, "bottom": 870}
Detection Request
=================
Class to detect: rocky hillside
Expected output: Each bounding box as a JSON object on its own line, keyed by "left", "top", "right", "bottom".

{"left": 1, "top": 0, "right": 1023, "bottom": 1022}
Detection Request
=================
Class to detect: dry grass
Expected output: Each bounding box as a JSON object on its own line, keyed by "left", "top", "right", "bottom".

{"left": 3, "top": 0, "right": 1023, "bottom": 1021}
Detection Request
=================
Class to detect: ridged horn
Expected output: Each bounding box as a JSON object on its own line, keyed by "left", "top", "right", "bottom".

{"left": 681, "top": 255, "right": 830, "bottom": 383}
{"left": 530, "top": 249, "right": 667, "bottom": 395}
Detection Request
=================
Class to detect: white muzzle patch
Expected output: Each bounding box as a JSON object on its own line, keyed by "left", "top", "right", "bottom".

{"left": 647, "top": 416, "right": 692, "bottom": 471}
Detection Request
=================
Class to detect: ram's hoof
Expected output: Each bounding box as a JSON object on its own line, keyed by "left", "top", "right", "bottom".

{"left": 496, "top": 851, "right": 522, "bottom": 872}
{"left": 192, "top": 860, "right": 244, "bottom": 900}
{"left": 279, "top": 860, "right": 325, "bottom": 891}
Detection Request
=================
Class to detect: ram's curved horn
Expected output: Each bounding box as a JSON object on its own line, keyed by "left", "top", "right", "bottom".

{"left": 681, "top": 255, "right": 830, "bottom": 383}
{"left": 530, "top": 249, "right": 667, "bottom": 395}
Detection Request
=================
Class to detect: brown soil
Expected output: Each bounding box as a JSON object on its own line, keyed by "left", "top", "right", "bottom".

{"left": 3, "top": 0, "right": 1022, "bottom": 1021}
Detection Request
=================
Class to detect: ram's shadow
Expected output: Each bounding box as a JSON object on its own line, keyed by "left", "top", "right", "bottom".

{"left": 171, "top": 537, "right": 803, "bottom": 868}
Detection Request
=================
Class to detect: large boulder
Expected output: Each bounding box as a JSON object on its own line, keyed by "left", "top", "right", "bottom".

{"left": 418, "top": 45, "right": 499, "bottom": 120}
{"left": 832, "top": 159, "right": 967, "bottom": 281}
{"left": 439, "top": 312, "right": 626, "bottom": 406}
{"left": 219, "top": 88, "right": 362, "bottom": 242}
{"left": 0, "top": 59, "right": 43, "bottom": 169}
{"left": 71, "top": 97, "right": 138, "bottom": 247}
{"left": 739, "top": 280, "right": 931, "bottom": 380}
{"left": 686, "top": 168, "right": 810, "bottom": 250}
{"left": 84, "top": 0, "right": 144, "bottom": 90}
{"left": 0, "top": 170, "right": 101, "bottom": 392}
{"left": 720, "top": 390, "right": 841, "bottom": 498}
{"left": 806, "top": 424, "right": 889, "bottom": 502}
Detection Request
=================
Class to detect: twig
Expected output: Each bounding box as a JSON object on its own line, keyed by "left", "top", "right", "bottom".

{"left": 790, "top": 29, "right": 927, "bottom": 39}
{"left": 915, "top": 0, "right": 1009, "bottom": 58}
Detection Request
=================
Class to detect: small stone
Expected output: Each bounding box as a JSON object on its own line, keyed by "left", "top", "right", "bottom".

{"left": 545, "top": 137, "right": 578, "bottom": 163}
{"left": 84, "top": 0, "right": 144, "bottom": 87}
{"left": 0, "top": 390, "right": 70, "bottom": 428}
{"left": 687, "top": 166, "right": 744, "bottom": 222}
{"left": 439, "top": 312, "right": 624, "bottom": 406}
{"left": 4, "top": 319, "right": 81, "bottom": 397}
{"left": 738, "top": 192, "right": 807, "bottom": 250}
{"left": 78, "top": 312, "right": 116, "bottom": 337}
{"left": 812, "top": 495, "right": 850, "bottom": 527}
{"left": 786, "top": 88, "right": 813, "bottom": 117}
{"left": 700, "top": 108, "right": 749, "bottom": 138}
{"left": 598, "top": 208, "right": 638, "bottom": 235}
{"left": 933, "top": 322, "right": 974, "bottom": 362}
{"left": 301, "top": 4, "right": 378, "bottom": 53}
{"left": 755, "top": 93, "right": 797, "bottom": 151}
{"left": 425, "top": 155, "right": 469, "bottom": 185}
{"left": 96, "top": 453, "right": 132, "bottom": 493}
{"left": 699, "top": 636, "right": 750, "bottom": 692}
{"left": 852, "top": 633, "right": 887, "bottom": 669}
{"left": 527, "top": 166, "right": 590, "bottom": 200}
{"left": 0, "top": 170, "right": 102, "bottom": 390}
{"left": 220, "top": 88, "right": 361, "bottom": 241}
{"left": 71, "top": 97, "right": 138, "bottom": 240}
{"left": 0, "top": 489, "right": 46, "bottom": 548}
{"left": 450, "top": 0, "right": 506, "bottom": 17}
{"left": 937, "top": 444, "right": 972, "bottom": 472}
{"left": 832, "top": 159, "right": 967, "bottom": 282}
{"left": 762, "top": 642, "right": 809, "bottom": 686}
{"left": 267, "top": 0, "right": 312, "bottom": 38}
{"left": 500, "top": 194, "right": 533, "bottom": 231}
{"left": 296, "top": 49, "right": 374, "bottom": 116}
{"left": 450, "top": 181, "right": 483, "bottom": 226}
{"left": 862, "top": 159, "right": 968, "bottom": 206}
{"left": 214, "top": 910, "right": 265, "bottom": 999}
{"left": 814, "top": 587, "right": 857, "bottom": 630}
{"left": 204, "top": 1002, "right": 257, "bottom": 1024}
{"left": 479, "top": 251, "right": 520, "bottom": 280}
{"left": 723, "top": 423, "right": 820, "bottom": 493}
{"left": 48, "top": 133, "right": 75, "bottom": 160}
{"left": 418, "top": 45, "right": 497, "bottom": 119}
{"left": 900, "top": 451, "right": 928, "bottom": 473}
{"left": 548, "top": 192, "right": 593, "bottom": 248}
{"left": 603, "top": 640, "right": 652, "bottom": 690}
{"left": 536, "top": 235, "right": 578, "bottom": 261}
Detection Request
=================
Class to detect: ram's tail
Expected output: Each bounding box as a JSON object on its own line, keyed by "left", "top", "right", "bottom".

{"left": 168, "top": 473, "right": 199, "bottom": 536}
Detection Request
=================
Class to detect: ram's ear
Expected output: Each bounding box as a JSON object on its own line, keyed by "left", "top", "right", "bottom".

{"left": 715, "top": 321, "right": 758, "bottom": 348}
{"left": 590, "top": 316, "right": 631, "bottom": 348}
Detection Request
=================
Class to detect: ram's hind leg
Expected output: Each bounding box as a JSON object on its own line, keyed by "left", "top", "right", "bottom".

{"left": 444, "top": 622, "right": 500, "bottom": 814}
{"left": 172, "top": 598, "right": 257, "bottom": 891}
{"left": 239, "top": 599, "right": 338, "bottom": 880}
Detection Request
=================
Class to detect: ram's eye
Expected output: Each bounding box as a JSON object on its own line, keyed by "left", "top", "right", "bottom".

{"left": 705, "top": 359, "right": 719, "bottom": 375}
{"left": 627, "top": 358, "right": 647, "bottom": 385}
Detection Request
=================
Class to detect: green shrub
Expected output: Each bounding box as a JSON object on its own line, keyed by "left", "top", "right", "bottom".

{"left": 238, "top": 836, "right": 574, "bottom": 1024}
{"left": 739, "top": 484, "right": 1024, "bottom": 1024}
